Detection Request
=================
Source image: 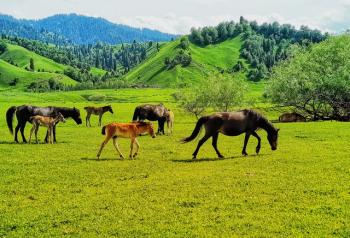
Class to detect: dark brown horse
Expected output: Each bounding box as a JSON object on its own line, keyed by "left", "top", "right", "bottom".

{"left": 132, "top": 103, "right": 168, "bottom": 134}
{"left": 279, "top": 112, "right": 306, "bottom": 122}
{"left": 182, "top": 109, "right": 279, "bottom": 159}
{"left": 84, "top": 105, "right": 113, "bottom": 127}
{"left": 6, "top": 105, "right": 82, "bottom": 143}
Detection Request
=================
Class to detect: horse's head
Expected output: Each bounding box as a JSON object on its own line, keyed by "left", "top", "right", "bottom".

{"left": 72, "top": 107, "right": 82, "bottom": 125}
{"left": 267, "top": 128, "right": 280, "bottom": 150}
{"left": 107, "top": 105, "right": 114, "bottom": 114}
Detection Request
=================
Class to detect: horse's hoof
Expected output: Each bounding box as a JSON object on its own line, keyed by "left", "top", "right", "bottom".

{"left": 192, "top": 156, "right": 197, "bottom": 160}
{"left": 242, "top": 152, "right": 248, "bottom": 156}
{"left": 218, "top": 155, "right": 224, "bottom": 159}
{"left": 133, "top": 153, "right": 138, "bottom": 158}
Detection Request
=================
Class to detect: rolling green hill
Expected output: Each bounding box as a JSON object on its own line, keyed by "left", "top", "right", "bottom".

{"left": 124, "top": 37, "right": 244, "bottom": 87}
{"left": 0, "top": 43, "right": 67, "bottom": 72}
{"left": 0, "top": 43, "right": 78, "bottom": 89}
{"left": 0, "top": 59, "right": 76, "bottom": 89}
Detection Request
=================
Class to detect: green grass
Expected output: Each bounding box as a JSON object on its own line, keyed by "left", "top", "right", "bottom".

{"left": 0, "top": 88, "right": 349, "bottom": 237}
{"left": 90, "top": 67, "right": 107, "bottom": 77}
{"left": 125, "top": 37, "right": 243, "bottom": 87}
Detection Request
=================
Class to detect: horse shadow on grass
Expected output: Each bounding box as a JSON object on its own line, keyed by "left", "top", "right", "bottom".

{"left": 81, "top": 157, "right": 124, "bottom": 161}
{"left": 171, "top": 153, "right": 268, "bottom": 163}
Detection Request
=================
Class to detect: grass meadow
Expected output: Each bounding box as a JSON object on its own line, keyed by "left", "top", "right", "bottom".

{"left": 0, "top": 88, "right": 349, "bottom": 237}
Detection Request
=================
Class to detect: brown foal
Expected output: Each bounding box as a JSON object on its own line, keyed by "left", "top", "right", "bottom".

{"left": 97, "top": 121, "right": 156, "bottom": 160}
{"left": 29, "top": 113, "right": 66, "bottom": 144}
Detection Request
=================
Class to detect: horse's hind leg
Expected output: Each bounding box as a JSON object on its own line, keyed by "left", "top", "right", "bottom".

{"left": 212, "top": 132, "right": 224, "bottom": 159}
{"left": 29, "top": 125, "right": 35, "bottom": 144}
{"left": 86, "top": 113, "right": 91, "bottom": 127}
{"left": 113, "top": 137, "right": 125, "bottom": 159}
{"left": 97, "top": 136, "right": 111, "bottom": 159}
{"left": 14, "top": 123, "right": 20, "bottom": 143}
{"left": 20, "top": 122, "right": 27, "bottom": 143}
{"left": 192, "top": 134, "right": 211, "bottom": 159}
{"left": 34, "top": 125, "right": 39, "bottom": 144}
{"left": 251, "top": 131, "right": 261, "bottom": 154}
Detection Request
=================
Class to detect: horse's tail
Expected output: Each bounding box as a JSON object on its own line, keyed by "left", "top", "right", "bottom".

{"left": 132, "top": 107, "right": 139, "bottom": 122}
{"left": 6, "top": 106, "right": 17, "bottom": 135}
{"left": 181, "top": 116, "right": 209, "bottom": 143}
{"left": 101, "top": 126, "right": 106, "bottom": 135}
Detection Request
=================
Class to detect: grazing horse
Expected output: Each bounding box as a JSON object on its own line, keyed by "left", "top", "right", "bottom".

{"left": 97, "top": 121, "right": 156, "bottom": 160}
{"left": 182, "top": 109, "right": 279, "bottom": 159}
{"left": 279, "top": 112, "right": 306, "bottom": 122}
{"left": 29, "top": 113, "right": 66, "bottom": 144}
{"left": 6, "top": 105, "right": 82, "bottom": 143}
{"left": 166, "top": 110, "right": 174, "bottom": 135}
{"left": 84, "top": 105, "right": 114, "bottom": 127}
{"left": 132, "top": 104, "right": 169, "bottom": 134}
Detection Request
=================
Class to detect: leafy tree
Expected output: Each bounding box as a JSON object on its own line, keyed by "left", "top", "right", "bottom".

{"left": 0, "top": 41, "right": 7, "bottom": 54}
{"left": 176, "top": 74, "right": 247, "bottom": 117}
{"left": 266, "top": 35, "right": 350, "bottom": 120}
{"left": 29, "top": 58, "right": 35, "bottom": 71}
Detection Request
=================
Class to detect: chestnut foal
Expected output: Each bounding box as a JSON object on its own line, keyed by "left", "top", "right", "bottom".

{"left": 29, "top": 113, "right": 66, "bottom": 144}
{"left": 97, "top": 121, "right": 156, "bottom": 160}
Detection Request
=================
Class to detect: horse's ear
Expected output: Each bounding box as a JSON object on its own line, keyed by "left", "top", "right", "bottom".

{"left": 277, "top": 129, "right": 280, "bottom": 132}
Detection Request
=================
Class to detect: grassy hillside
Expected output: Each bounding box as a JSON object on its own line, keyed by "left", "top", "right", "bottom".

{"left": 0, "top": 59, "right": 76, "bottom": 89}
{"left": 0, "top": 43, "right": 78, "bottom": 89}
{"left": 125, "top": 37, "right": 244, "bottom": 87}
{"left": 0, "top": 43, "right": 67, "bottom": 72}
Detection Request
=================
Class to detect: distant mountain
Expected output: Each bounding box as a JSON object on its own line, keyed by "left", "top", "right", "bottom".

{"left": 0, "top": 14, "right": 177, "bottom": 45}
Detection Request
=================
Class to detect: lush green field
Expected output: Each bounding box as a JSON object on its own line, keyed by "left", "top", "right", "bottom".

{"left": 125, "top": 37, "right": 243, "bottom": 87}
{"left": 0, "top": 88, "right": 349, "bottom": 237}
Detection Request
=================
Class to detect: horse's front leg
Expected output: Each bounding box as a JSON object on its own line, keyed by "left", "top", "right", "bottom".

{"left": 53, "top": 125, "right": 57, "bottom": 143}
{"left": 242, "top": 132, "right": 251, "bottom": 156}
{"left": 133, "top": 139, "right": 140, "bottom": 158}
{"left": 14, "top": 123, "right": 20, "bottom": 143}
{"left": 98, "top": 114, "right": 102, "bottom": 127}
{"left": 129, "top": 138, "right": 135, "bottom": 159}
{"left": 251, "top": 131, "right": 261, "bottom": 154}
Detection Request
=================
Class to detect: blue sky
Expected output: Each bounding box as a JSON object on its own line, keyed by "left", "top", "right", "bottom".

{"left": 1, "top": 0, "right": 349, "bottom": 34}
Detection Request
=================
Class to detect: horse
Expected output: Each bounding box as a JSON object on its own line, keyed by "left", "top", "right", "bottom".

{"left": 181, "top": 109, "right": 279, "bottom": 159}
{"left": 279, "top": 112, "right": 306, "bottom": 122}
{"left": 84, "top": 105, "right": 113, "bottom": 127}
{"left": 166, "top": 110, "right": 174, "bottom": 135}
{"left": 29, "top": 113, "right": 66, "bottom": 144}
{"left": 6, "top": 105, "right": 82, "bottom": 143}
{"left": 132, "top": 104, "right": 168, "bottom": 134}
{"left": 97, "top": 121, "right": 156, "bottom": 160}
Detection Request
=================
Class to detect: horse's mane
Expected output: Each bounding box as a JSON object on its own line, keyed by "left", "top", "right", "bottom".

{"left": 242, "top": 109, "right": 277, "bottom": 132}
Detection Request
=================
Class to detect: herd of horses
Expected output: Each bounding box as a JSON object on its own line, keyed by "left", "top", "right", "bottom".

{"left": 4, "top": 103, "right": 288, "bottom": 159}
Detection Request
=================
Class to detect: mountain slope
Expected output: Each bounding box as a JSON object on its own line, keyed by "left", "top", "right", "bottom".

{"left": 124, "top": 37, "right": 243, "bottom": 87}
{"left": 0, "top": 14, "right": 177, "bottom": 45}
{"left": 0, "top": 43, "right": 66, "bottom": 72}
{"left": 0, "top": 59, "right": 76, "bottom": 89}
{"left": 0, "top": 43, "right": 77, "bottom": 89}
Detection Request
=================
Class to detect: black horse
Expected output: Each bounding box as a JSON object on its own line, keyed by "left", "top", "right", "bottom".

{"left": 182, "top": 109, "right": 279, "bottom": 159}
{"left": 132, "top": 104, "right": 169, "bottom": 134}
{"left": 6, "top": 105, "right": 82, "bottom": 143}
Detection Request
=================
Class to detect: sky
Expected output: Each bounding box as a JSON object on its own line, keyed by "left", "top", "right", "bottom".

{"left": 0, "top": 0, "right": 350, "bottom": 34}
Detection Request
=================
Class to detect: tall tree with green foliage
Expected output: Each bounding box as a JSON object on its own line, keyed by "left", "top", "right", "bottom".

{"left": 266, "top": 35, "right": 350, "bottom": 121}
{"left": 29, "top": 58, "right": 35, "bottom": 71}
